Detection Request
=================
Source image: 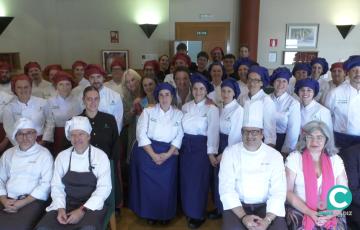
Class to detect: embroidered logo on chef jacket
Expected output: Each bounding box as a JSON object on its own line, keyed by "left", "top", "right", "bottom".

{"left": 51, "top": 105, "right": 60, "bottom": 110}
{"left": 225, "top": 117, "right": 231, "bottom": 121}
{"left": 28, "top": 160, "right": 37, "bottom": 163}
{"left": 336, "top": 99, "right": 348, "bottom": 104}
{"left": 110, "top": 100, "right": 116, "bottom": 105}
{"left": 174, "top": 121, "right": 180, "bottom": 126}
{"left": 150, "top": 118, "right": 157, "bottom": 123}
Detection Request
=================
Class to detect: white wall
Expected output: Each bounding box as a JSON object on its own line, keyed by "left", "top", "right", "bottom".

{"left": 258, "top": 0, "right": 360, "bottom": 69}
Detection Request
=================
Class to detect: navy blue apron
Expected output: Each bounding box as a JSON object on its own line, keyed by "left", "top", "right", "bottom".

{"left": 180, "top": 133, "right": 210, "bottom": 219}
{"left": 129, "top": 139, "right": 178, "bottom": 220}
{"left": 334, "top": 131, "right": 360, "bottom": 151}
{"left": 36, "top": 147, "right": 107, "bottom": 230}
{"left": 275, "top": 133, "right": 286, "bottom": 153}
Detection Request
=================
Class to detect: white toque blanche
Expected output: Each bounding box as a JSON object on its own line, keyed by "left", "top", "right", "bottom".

{"left": 242, "top": 100, "right": 264, "bottom": 129}
{"left": 12, "top": 117, "right": 37, "bottom": 142}
{"left": 65, "top": 116, "right": 92, "bottom": 140}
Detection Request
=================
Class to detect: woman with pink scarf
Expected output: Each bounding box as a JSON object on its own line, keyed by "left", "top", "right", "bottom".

{"left": 285, "top": 121, "right": 348, "bottom": 229}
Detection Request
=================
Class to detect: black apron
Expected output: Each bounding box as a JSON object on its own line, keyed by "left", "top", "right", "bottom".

{"left": 36, "top": 147, "right": 107, "bottom": 230}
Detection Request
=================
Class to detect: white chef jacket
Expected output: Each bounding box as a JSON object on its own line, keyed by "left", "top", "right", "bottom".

{"left": 219, "top": 142, "right": 286, "bottom": 217}
{"left": 219, "top": 99, "right": 243, "bottom": 146}
{"left": 104, "top": 80, "right": 124, "bottom": 97}
{"left": 237, "top": 80, "right": 249, "bottom": 100}
{"left": 32, "top": 80, "right": 53, "bottom": 99}
{"left": 270, "top": 92, "right": 301, "bottom": 153}
{"left": 325, "top": 82, "right": 360, "bottom": 135}
{"left": 0, "top": 143, "right": 53, "bottom": 201}
{"left": 164, "top": 73, "right": 176, "bottom": 88}
{"left": 0, "top": 83, "right": 12, "bottom": 94}
{"left": 3, "top": 96, "right": 54, "bottom": 144}
{"left": 238, "top": 89, "right": 277, "bottom": 145}
{"left": 320, "top": 79, "right": 348, "bottom": 105}
{"left": 71, "top": 78, "right": 91, "bottom": 97}
{"left": 0, "top": 91, "right": 13, "bottom": 123}
{"left": 136, "top": 104, "right": 184, "bottom": 149}
{"left": 182, "top": 99, "right": 219, "bottom": 154}
{"left": 301, "top": 100, "right": 333, "bottom": 131}
{"left": 208, "top": 83, "right": 222, "bottom": 107}
{"left": 314, "top": 77, "right": 329, "bottom": 102}
{"left": 46, "top": 145, "right": 111, "bottom": 211}
{"left": 287, "top": 77, "right": 296, "bottom": 96}
{"left": 285, "top": 151, "right": 345, "bottom": 202}
{"left": 98, "top": 86, "right": 124, "bottom": 134}
{"left": 45, "top": 93, "right": 83, "bottom": 128}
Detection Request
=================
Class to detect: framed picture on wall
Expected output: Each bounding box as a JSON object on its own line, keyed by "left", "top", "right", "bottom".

{"left": 285, "top": 24, "right": 319, "bottom": 49}
{"left": 283, "top": 51, "right": 318, "bottom": 65}
{"left": 102, "top": 50, "right": 129, "bottom": 74}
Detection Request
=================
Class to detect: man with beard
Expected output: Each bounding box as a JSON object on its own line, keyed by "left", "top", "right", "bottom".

{"left": 24, "top": 62, "right": 52, "bottom": 99}
{"left": 0, "top": 62, "right": 12, "bottom": 94}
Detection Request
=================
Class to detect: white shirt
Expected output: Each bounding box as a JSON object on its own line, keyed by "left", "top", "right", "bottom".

{"left": 164, "top": 73, "right": 176, "bottom": 88}
{"left": 47, "top": 145, "right": 111, "bottom": 211}
{"left": 72, "top": 78, "right": 91, "bottom": 97}
{"left": 325, "top": 82, "right": 360, "bottom": 135}
{"left": 136, "top": 104, "right": 184, "bottom": 148}
{"left": 0, "top": 91, "right": 13, "bottom": 123}
{"left": 0, "top": 143, "right": 53, "bottom": 200}
{"left": 237, "top": 80, "right": 249, "bottom": 99}
{"left": 45, "top": 94, "right": 83, "bottom": 128}
{"left": 238, "top": 89, "right": 277, "bottom": 145}
{"left": 0, "top": 83, "right": 12, "bottom": 94}
{"left": 104, "top": 80, "right": 124, "bottom": 97}
{"left": 219, "top": 143, "right": 286, "bottom": 217}
{"left": 3, "top": 96, "right": 54, "bottom": 144}
{"left": 208, "top": 83, "right": 222, "bottom": 107}
{"left": 285, "top": 151, "right": 345, "bottom": 202}
{"left": 182, "top": 99, "right": 220, "bottom": 154}
{"left": 320, "top": 79, "right": 348, "bottom": 105}
{"left": 32, "top": 80, "right": 53, "bottom": 99}
{"left": 220, "top": 99, "right": 243, "bottom": 146}
{"left": 98, "top": 86, "right": 124, "bottom": 134}
{"left": 314, "top": 77, "right": 329, "bottom": 102}
{"left": 301, "top": 100, "right": 333, "bottom": 131}
{"left": 270, "top": 92, "right": 301, "bottom": 153}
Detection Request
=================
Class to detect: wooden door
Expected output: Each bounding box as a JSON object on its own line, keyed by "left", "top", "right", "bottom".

{"left": 174, "top": 22, "right": 230, "bottom": 58}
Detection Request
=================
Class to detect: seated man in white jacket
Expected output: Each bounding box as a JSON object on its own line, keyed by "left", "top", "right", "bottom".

{"left": 36, "top": 116, "right": 111, "bottom": 230}
{"left": 0, "top": 117, "right": 53, "bottom": 230}
{"left": 219, "top": 101, "right": 287, "bottom": 230}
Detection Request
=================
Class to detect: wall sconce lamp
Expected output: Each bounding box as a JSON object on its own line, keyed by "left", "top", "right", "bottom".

{"left": 336, "top": 24, "right": 355, "bottom": 39}
{"left": 139, "top": 24, "right": 158, "bottom": 38}
{"left": 0, "top": 16, "right": 14, "bottom": 35}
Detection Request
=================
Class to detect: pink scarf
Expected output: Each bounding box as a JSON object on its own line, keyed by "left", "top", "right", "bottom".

{"left": 302, "top": 149, "right": 337, "bottom": 230}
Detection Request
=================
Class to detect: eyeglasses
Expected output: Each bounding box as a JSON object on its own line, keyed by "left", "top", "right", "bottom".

{"left": 16, "top": 131, "right": 36, "bottom": 138}
{"left": 305, "top": 135, "right": 326, "bottom": 142}
{"left": 248, "top": 78, "right": 262, "bottom": 83}
{"left": 242, "top": 129, "right": 262, "bottom": 136}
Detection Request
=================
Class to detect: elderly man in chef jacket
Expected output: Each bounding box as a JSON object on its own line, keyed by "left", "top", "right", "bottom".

{"left": 219, "top": 100, "right": 287, "bottom": 230}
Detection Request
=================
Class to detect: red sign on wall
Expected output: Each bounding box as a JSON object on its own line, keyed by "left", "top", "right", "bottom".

{"left": 270, "top": 39, "right": 278, "bottom": 47}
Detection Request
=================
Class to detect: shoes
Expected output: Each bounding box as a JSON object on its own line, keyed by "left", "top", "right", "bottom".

{"left": 187, "top": 218, "right": 205, "bottom": 229}
{"left": 207, "top": 209, "right": 223, "bottom": 219}
{"left": 146, "top": 219, "right": 157, "bottom": 225}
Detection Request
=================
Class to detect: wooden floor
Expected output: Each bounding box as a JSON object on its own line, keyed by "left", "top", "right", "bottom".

{"left": 117, "top": 208, "right": 222, "bottom": 230}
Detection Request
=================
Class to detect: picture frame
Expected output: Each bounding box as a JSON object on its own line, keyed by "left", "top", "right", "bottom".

{"left": 102, "top": 50, "right": 129, "bottom": 74}
{"left": 283, "top": 51, "right": 318, "bottom": 65}
{"left": 285, "top": 24, "right": 319, "bottom": 49}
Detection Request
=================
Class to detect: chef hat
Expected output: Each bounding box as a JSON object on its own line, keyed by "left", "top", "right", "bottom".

{"left": 172, "top": 53, "right": 191, "bottom": 67}
{"left": 0, "top": 61, "right": 11, "bottom": 71}
{"left": 153, "top": 82, "right": 176, "bottom": 102}
{"left": 12, "top": 117, "right": 36, "bottom": 142}
{"left": 343, "top": 55, "right": 360, "bottom": 72}
{"left": 53, "top": 71, "right": 75, "bottom": 88}
{"left": 248, "top": 65, "right": 270, "bottom": 87}
{"left": 24, "top": 61, "right": 41, "bottom": 74}
{"left": 43, "top": 64, "right": 62, "bottom": 76}
{"left": 190, "top": 73, "right": 214, "bottom": 93}
{"left": 310, "top": 57, "right": 329, "bottom": 75}
{"left": 294, "top": 78, "right": 320, "bottom": 97}
{"left": 143, "top": 60, "right": 160, "bottom": 74}
{"left": 242, "top": 100, "right": 263, "bottom": 129}
{"left": 292, "top": 63, "right": 312, "bottom": 76}
{"left": 330, "top": 62, "right": 344, "bottom": 71}
{"left": 221, "top": 78, "right": 241, "bottom": 99}
{"left": 11, "top": 74, "right": 32, "bottom": 94}
{"left": 85, "top": 64, "right": 107, "bottom": 78}
{"left": 270, "top": 67, "right": 292, "bottom": 85}
{"left": 110, "top": 59, "right": 126, "bottom": 70}
{"left": 65, "top": 116, "right": 92, "bottom": 140}
{"left": 233, "top": 58, "right": 257, "bottom": 71}
{"left": 72, "top": 60, "right": 87, "bottom": 70}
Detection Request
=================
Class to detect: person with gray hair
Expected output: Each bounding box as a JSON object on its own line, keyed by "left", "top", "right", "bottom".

{"left": 285, "top": 120, "right": 348, "bottom": 229}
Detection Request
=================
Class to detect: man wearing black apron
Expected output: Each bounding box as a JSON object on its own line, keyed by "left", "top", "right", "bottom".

{"left": 36, "top": 116, "right": 111, "bottom": 230}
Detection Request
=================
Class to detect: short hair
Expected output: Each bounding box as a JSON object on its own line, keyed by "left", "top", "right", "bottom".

{"left": 197, "top": 51, "right": 209, "bottom": 60}
{"left": 174, "top": 66, "right": 190, "bottom": 79}
{"left": 83, "top": 86, "right": 99, "bottom": 98}
{"left": 223, "top": 54, "right": 236, "bottom": 60}
{"left": 176, "top": 43, "right": 187, "bottom": 52}
{"left": 297, "top": 120, "right": 338, "bottom": 156}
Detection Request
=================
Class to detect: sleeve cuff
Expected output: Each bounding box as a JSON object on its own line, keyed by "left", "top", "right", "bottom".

{"left": 138, "top": 139, "right": 152, "bottom": 147}
{"left": 171, "top": 140, "right": 182, "bottom": 149}
{"left": 220, "top": 193, "right": 242, "bottom": 210}
{"left": 207, "top": 146, "right": 218, "bottom": 154}
{"left": 266, "top": 200, "right": 285, "bottom": 217}
{"left": 30, "top": 189, "right": 48, "bottom": 201}
{"left": 84, "top": 198, "right": 104, "bottom": 211}
{"left": 0, "top": 189, "right": 7, "bottom": 196}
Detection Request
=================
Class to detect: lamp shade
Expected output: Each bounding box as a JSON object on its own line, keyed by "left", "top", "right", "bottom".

{"left": 139, "top": 24, "right": 158, "bottom": 38}
{"left": 336, "top": 25, "right": 354, "bottom": 39}
{"left": 0, "top": 17, "right": 14, "bottom": 35}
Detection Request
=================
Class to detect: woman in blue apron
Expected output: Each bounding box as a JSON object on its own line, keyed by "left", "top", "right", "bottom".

{"left": 36, "top": 116, "right": 112, "bottom": 230}
{"left": 129, "top": 82, "right": 184, "bottom": 225}
{"left": 180, "top": 73, "right": 219, "bottom": 229}
{"left": 209, "top": 78, "right": 243, "bottom": 220}
{"left": 269, "top": 67, "right": 300, "bottom": 157}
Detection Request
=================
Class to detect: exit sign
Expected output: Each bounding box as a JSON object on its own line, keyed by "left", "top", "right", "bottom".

{"left": 196, "top": 31, "right": 208, "bottom": 36}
